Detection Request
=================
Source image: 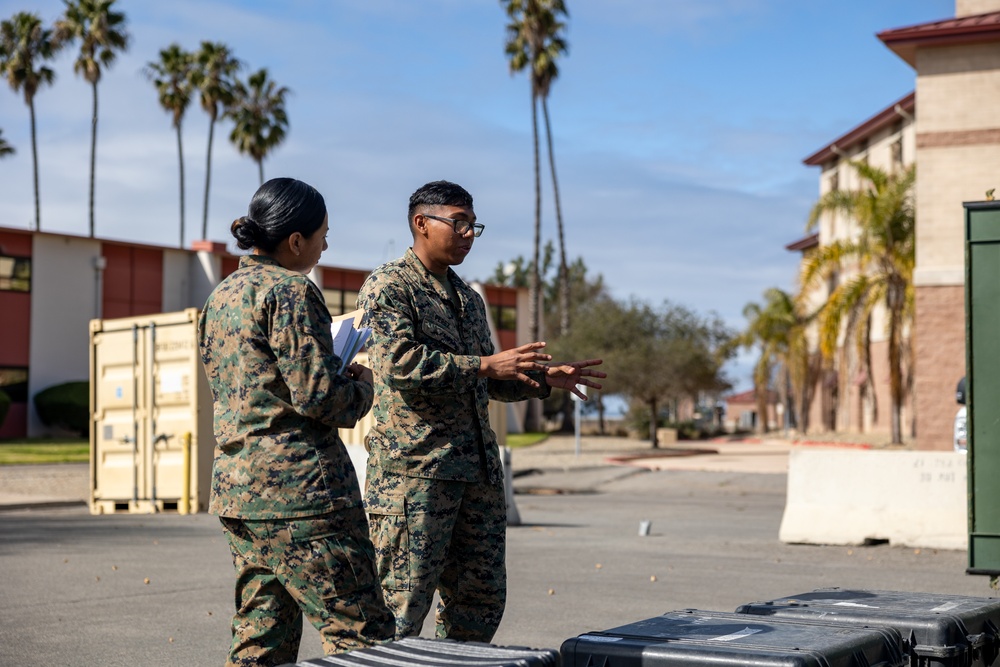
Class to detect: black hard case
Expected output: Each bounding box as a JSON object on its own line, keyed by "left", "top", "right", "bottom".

{"left": 560, "top": 609, "right": 906, "bottom": 667}
{"left": 735, "top": 589, "right": 1000, "bottom": 667}
{"left": 282, "top": 637, "right": 560, "bottom": 666}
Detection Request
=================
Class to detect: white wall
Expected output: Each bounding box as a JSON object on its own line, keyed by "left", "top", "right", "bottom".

{"left": 161, "top": 249, "right": 193, "bottom": 313}
{"left": 28, "top": 235, "right": 102, "bottom": 435}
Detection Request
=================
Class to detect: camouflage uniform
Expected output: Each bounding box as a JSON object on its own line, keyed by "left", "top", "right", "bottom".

{"left": 359, "top": 248, "right": 550, "bottom": 641}
{"left": 198, "top": 254, "right": 394, "bottom": 666}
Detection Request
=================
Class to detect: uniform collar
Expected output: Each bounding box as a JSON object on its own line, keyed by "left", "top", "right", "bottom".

{"left": 238, "top": 253, "right": 282, "bottom": 269}
{"left": 403, "top": 247, "right": 467, "bottom": 308}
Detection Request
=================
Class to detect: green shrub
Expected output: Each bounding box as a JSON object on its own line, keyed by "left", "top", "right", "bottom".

{"left": 0, "top": 389, "right": 10, "bottom": 431}
{"left": 33, "top": 381, "right": 89, "bottom": 437}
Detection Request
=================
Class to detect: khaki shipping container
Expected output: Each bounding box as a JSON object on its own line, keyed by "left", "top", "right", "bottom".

{"left": 89, "top": 309, "right": 214, "bottom": 514}
{"left": 89, "top": 308, "right": 506, "bottom": 515}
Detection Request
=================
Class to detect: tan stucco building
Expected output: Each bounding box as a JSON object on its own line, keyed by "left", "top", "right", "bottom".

{"left": 795, "top": 1, "right": 1000, "bottom": 448}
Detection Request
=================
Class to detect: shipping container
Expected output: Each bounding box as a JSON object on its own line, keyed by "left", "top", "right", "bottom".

{"left": 560, "top": 609, "right": 906, "bottom": 667}
{"left": 281, "top": 637, "right": 559, "bottom": 666}
{"left": 736, "top": 588, "right": 1000, "bottom": 667}
{"left": 89, "top": 309, "right": 214, "bottom": 514}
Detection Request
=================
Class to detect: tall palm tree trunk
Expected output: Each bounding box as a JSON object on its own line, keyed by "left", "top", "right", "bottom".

{"left": 88, "top": 81, "right": 98, "bottom": 237}
{"left": 542, "top": 98, "right": 569, "bottom": 337}
{"left": 175, "top": 123, "right": 185, "bottom": 248}
{"left": 528, "top": 91, "right": 541, "bottom": 344}
{"left": 543, "top": 99, "right": 575, "bottom": 433}
{"left": 202, "top": 113, "right": 216, "bottom": 240}
{"left": 889, "top": 309, "right": 904, "bottom": 445}
{"left": 29, "top": 99, "right": 40, "bottom": 230}
{"left": 524, "top": 90, "right": 543, "bottom": 433}
{"left": 648, "top": 397, "right": 659, "bottom": 448}
{"left": 257, "top": 159, "right": 263, "bottom": 186}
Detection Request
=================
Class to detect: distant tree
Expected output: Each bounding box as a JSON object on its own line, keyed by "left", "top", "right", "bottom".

{"left": 503, "top": 0, "right": 571, "bottom": 336}
{"left": 733, "top": 288, "right": 812, "bottom": 434}
{"left": 0, "top": 128, "right": 15, "bottom": 158}
{"left": 557, "top": 297, "right": 733, "bottom": 447}
{"left": 55, "top": 0, "right": 130, "bottom": 238}
{"left": 227, "top": 67, "right": 289, "bottom": 185}
{"left": 0, "top": 12, "right": 61, "bottom": 229}
{"left": 799, "top": 161, "right": 915, "bottom": 444}
{"left": 144, "top": 43, "right": 194, "bottom": 248}
{"left": 191, "top": 41, "right": 241, "bottom": 240}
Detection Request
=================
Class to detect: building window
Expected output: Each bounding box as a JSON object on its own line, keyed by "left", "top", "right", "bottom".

{"left": 829, "top": 171, "right": 839, "bottom": 193}
{"left": 826, "top": 269, "right": 840, "bottom": 299}
{"left": 891, "top": 138, "right": 903, "bottom": 167}
{"left": 323, "top": 289, "right": 359, "bottom": 317}
{"left": 491, "top": 305, "right": 517, "bottom": 332}
{"left": 0, "top": 367, "right": 28, "bottom": 402}
{"left": 0, "top": 255, "right": 30, "bottom": 292}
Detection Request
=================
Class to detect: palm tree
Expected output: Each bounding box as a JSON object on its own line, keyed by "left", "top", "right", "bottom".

{"left": 503, "top": 0, "right": 570, "bottom": 337}
{"left": 0, "top": 129, "right": 13, "bottom": 158}
{"left": 190, "top": 41, "right": 241, "bottom": 240}
{"left": 55, "top": 0, "right": 129, "bottom": 238}
{"left": 226, "top": 68, "right": 289, "bottom": 186}
{"left": 0, "top": 12, "right": 61, "bottom": 230}
{"left": 144, "top": 44, "right": 193, "bottom": 248}
{"left": 735, "top": 288, "right": 810, "bottom": 434}
{"left": 799, "top": 161, "right": 916, "bottom": 444}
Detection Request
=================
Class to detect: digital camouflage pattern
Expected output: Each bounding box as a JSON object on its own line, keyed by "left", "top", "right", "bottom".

{"left": 358, "top": 248, "right": 549, "bottom": 486}
{"left": 358, "top": 248, "right": 549, "bottom": 640}
{"left": 199, "top": 253, "right": 392, "bottom": 662}
{"left": 221, "top": 507, "right": 394, "bottom": 665}
{"left": 365, "top": 464, "right": 506, "bottom": 641}
{"left": 198, "top": 253, "right": 373, "bottom": 519}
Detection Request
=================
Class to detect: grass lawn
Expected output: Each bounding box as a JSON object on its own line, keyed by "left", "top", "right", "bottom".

{"left": 505, "top": 432, "right": 549, "bottom": 448}
{"left": 0, "top": 438, "right": 89, "bottom": 465}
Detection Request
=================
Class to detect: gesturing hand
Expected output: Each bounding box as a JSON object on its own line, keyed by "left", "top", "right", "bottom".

{"left": 543, "top": 358, "right": 606, "bottom": 400}
{"left": 479, "top": 341, "right": 553, "bottom": 387}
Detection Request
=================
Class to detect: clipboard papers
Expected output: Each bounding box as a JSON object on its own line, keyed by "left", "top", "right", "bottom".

{"left": 330, "top": 309, "right": 371, "bottom": 374}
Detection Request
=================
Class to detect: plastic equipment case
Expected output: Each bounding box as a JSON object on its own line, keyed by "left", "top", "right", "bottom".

{"left": 560, "top": 609, "right": 906, "bottom": 667}
{"left": 735, "top": 588, "right": 1000, "bottom": 667}
{"left": 279, "top": 637, "right": 560, "bottom": 666}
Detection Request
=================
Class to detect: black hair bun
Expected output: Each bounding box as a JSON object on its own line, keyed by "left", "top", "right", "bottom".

{"left": 231, "top": 215, "right": 261, "bottom": 250}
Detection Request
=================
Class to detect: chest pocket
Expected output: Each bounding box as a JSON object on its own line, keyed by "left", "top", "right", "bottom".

{"left": 419, "top": 310, "right": 463, "bottom": 353}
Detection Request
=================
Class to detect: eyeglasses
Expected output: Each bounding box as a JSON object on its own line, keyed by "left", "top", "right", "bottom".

{"left": 423, "top": 214, "right": 485, "bottom": 237}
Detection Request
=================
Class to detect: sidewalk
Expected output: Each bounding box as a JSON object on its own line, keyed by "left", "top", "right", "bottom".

{"left": 510, "top": 433, "right": 793, "bottom": 474}
{"left": 0, "top": 462, "right": 89, "bottom": 510}
{"left": 0, "top": 435, "right": 796, "bottom": 511}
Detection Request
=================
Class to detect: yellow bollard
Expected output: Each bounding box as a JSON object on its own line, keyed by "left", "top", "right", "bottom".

{"left": 179, "top": 432, "right": 192, "bottom": 515}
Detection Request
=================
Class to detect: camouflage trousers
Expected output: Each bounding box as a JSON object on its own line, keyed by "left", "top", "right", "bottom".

{"left": 219, "top": 505, "right": 395, "bottom": 667}
{"left": 365, "top": 468, "right": 507, "bottom": 642}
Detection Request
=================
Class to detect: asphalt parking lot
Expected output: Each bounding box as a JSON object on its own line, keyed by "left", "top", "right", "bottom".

{"left": 0, "top": 436, "right": 993, "bottom": 666}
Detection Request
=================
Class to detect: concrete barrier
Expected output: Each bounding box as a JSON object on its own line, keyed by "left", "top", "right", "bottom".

{"left": 779, "top": 448, "right": 968, "bottom": 550}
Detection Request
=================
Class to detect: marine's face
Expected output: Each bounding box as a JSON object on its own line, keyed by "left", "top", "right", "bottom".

{"left": 417, "top": 204, "right": 477, "bottom": 271}
{"left": 288, "top": 214, "right": 329, "bottom": 274}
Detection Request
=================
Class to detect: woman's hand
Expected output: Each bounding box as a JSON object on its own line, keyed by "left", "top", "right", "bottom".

{"left": 346, "top": 363, "right": 373, "bottom": 385}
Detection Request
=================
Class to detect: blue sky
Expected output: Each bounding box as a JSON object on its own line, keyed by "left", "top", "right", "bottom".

{"left": 0, "top": 0, "right": 953, "bottom": 390}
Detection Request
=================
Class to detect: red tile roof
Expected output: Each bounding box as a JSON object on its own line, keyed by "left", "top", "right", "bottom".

{"left": 785, "top": 233, "right": 819, "bottom": 252}
{"left": 803, "top": 92, "right": 914, "bottom": 166}
{"left": 725, "top": 389, "right": 778, "bottom": 404}
{"left": 879, "top": 11, "right": 1000, "bottom": 67}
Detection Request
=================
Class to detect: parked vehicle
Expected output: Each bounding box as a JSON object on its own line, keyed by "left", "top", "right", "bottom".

{"left": 955, "top": 377, "right": 967, "bottom": 453}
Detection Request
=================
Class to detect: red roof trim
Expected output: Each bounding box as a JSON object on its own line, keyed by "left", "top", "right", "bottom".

{"left": 803, "top": 92, "right": 914, "bottom": 166}
{"left": 785, "top": 233, "right": 819, "bottom": 252}
{"left": 878, "top": 11, "right": 1000, "bottom": 67}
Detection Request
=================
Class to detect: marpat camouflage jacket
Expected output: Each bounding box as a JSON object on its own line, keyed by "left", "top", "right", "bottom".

{"left": 359, "top": 248, "right": 549, "bottom": 485}
{"left": 198, "top": 254, "right": 373, "bottom": 519}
